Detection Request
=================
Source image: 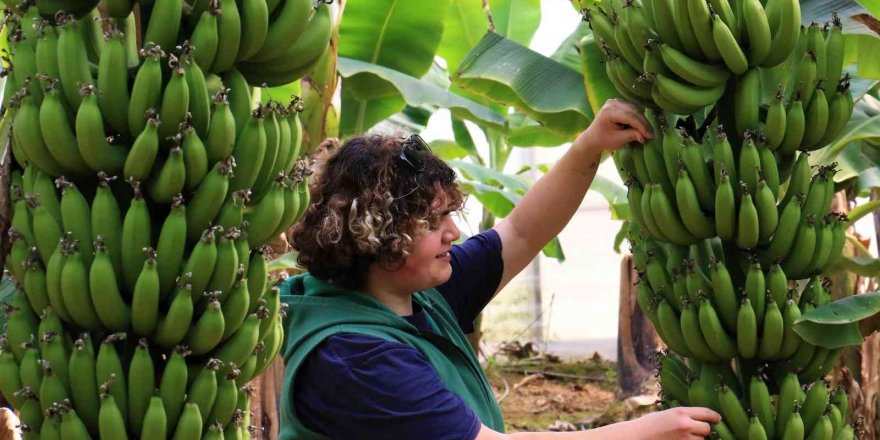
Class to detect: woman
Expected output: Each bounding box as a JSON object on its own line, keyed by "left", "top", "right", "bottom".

{"left": 279, "top": 99, "right": 721, "bottom": 439}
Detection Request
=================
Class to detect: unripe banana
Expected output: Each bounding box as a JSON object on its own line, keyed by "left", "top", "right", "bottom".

{"left": 59, "top": 240, "right": 102, "bottom": 330}
{"left": 712, "top": 13, "right": 748, "bottom": 74}
{"left": 124, "top": 111, "right": 161, "bottom": 181}
{"left": 185, "top": 297, "right": 226, "bottom": 355}
{"left": 68, "top": 336, "right": 99, "bottom": 433}
{"left": 128, "top": 46, "right": 165, "bottom": 137}
{"left": 717, "top": 384, "right": 749, "bottom": 439}
{"left": 91, "top": 173, "right": 124, "bottom": 282}
{"left": 153, "top": 279, "right": 195, "bottom": 349}
{"left": 131, "top": 249, "right": 161, "bottom": 337}
{"left": 121, "top": 180, "right": 152, "bottom": 292}
{"left": 212, "top": 0, "right": 242, "bottom": 73}
{"left": 96, "top": 334, "right": 128, "bottom": 423}
{"left": 698, "top": 296, "right": 737, "bottom": 359}
{"left": 76, "top": 85, "right": 128, "bottom": 173}
{"left": 737, "top": 184, "right": 760, "bottom": 250}
{"left": 735, "top": 69, "right": 762, "bottom": 135}
{"left": 97, "top": 28, "right": 130, "bottom": 138}
{"left": 56, "top": 14, "right": 93, "bottom": 110}
{"left": 149, "top": 145, "right": 187, "bottom": 204}
{"left": 187, "top": 159, "right": 233, "bottom": 244}
{"left": 89, "top": 237, "right": 131, "bottom": 332}
{"left": 743, "top": 0, "right": 772, "bottom": 65}
{"left": 160, "top": 346, "right": 190, "bottom": 434}
{"left": 144, "top": 0, "right": 183, "bottom": 53}
{"left": 155, "top": 196, "right": 188, "bottom": 298}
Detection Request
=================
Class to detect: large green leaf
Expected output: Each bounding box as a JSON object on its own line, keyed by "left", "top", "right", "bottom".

{"left": 454, "top": 31, "right": 592, "bottom": 136}
{"left": 857, "top": 0, "right": 880, "bottom": 17}
{"left": 824, "top": 114, "right": 880, "bottom": 156}
{"left": 506, "top": 112, "right": 570, "bottom": 147}
{"left": 438, "top": 0, "right": 489, "bottom": 75}
{"left": 793, "top": 293, "right": 880, "bottom": 348}
{"left": 338, "top": 57, "right": 507, "bottom": 134}
{"left": 489, "top": 0, "right": 541, "bottom": 47}
{"left": 577, "top": 34, "right": 619, "bottom": 115}
{"left": 551, "top": 21, "right": 591, "bottom": 73}
{"left": 458, "top": 181, "right": 520, "bottom": 217}
{"left": 268, "top": 251, "right": 301, "bottom": 273}
{"left": 338, "top": 0, "right": 450, "bottom": 135}
{"left": 450, "top": 160, "right": 530, "bottom": 193}
{"left": 793, "top": 320, "right": 865, "bottom": 349}
{"left": 797, "top": 292, "right": 880, "bottom": 324}
{"left": 430, "top": 140, "right": 471, "bottom": 161}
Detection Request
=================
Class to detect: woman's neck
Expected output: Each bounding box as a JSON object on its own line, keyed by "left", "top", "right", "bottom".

{"left": 365, "top": 267, "right": 415, "bottom": 316}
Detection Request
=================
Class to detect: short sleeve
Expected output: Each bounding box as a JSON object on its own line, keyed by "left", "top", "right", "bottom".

{"left": 292, "top": 333, "right": 482, "bottom": 440}
{"left": 436, "top": 228, "right": 504, "bottom": 333}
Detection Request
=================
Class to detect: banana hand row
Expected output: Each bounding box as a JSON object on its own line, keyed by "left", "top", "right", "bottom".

{"left": 587, "top": 0, "right": 803, "bottom": 114}
{"left": 656, "top": 351, "right": 853, "bottom": 440}
{"left": 0, "top": 286, "right": 281, "bottom": 438}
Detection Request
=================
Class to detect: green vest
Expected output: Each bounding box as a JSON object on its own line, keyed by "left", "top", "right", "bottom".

{"left": 278, "top": 274, "right": 505, "bottom": 439}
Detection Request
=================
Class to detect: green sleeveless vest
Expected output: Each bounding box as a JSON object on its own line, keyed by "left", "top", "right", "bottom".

{"left": 277, "top": 274, "right": 504, "bottom": 439}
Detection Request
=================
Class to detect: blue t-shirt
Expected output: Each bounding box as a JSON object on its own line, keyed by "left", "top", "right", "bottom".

{"left": 293, "top": 229, "right": 504, "bottom": 440}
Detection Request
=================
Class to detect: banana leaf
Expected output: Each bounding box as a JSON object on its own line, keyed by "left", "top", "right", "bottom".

{"left": 831, "top": 255, "right": 880, "bottom": 275}
{"left": 856, "top": 0, "right": 880, "bottom": 17}
{"left": 450, "top": 160, "right": 530, "bottom": 194}
{"left": 793, "top": 292, "right": 880, "bottom": 348}
{"left": 268, "top": 251, "right": 301, "bottom": 273}
{"left": 438, "top": 0, "right": 489, "bottom": 75}
{"left": 454, "top": 31, "right": 592, "bottom": 137}
{"left": 0, "top": 276, "right": 17, "bottom": 328}
{"left": 430, "top": 140, "right": 472, "bottom": 161}
{"left": 338, "top": 0, "right": 450, "bottom": 135}
{"left": 551, "top": 20, "right": 591, "bottom": 74}
{"left": 337, "top": 57, "right": 506, "bottom": 135}
{"left": 489, "top": 0, "right": 541, "bottom": 47}
{"left": 506, "top": 112, "right": 571, "bottom": 147}
{"left": 846, "top": 200, "right": 880, "bottom": 225}
{"left": 458, "top": 181, "right": 521, "bottom": 218}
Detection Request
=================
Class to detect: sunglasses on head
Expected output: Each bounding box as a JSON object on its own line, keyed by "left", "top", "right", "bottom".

{"left": 398, "top": 134, "right": 431, "bottom": 172}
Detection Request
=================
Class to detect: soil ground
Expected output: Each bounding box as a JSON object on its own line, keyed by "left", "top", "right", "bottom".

{"left": 484, "top": 348, "right": 659, "bottom": 433}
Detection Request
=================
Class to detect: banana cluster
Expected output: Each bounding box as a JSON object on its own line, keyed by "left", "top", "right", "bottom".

{"left": 655, "top": 351, "right": 855, "bottom": 440}
{"left": 633, "top": 230, "right": 840, "bottom": 377}
{"left": 621, "top": 111, "right": 847, "bottom": 281}
{"left": 0, "top": 299, "right": 257, "bottom": 439}
{"left": 587, "top": 0, "right": 802, "bottom": 114}
{"left": 0, "top": 0, "right": 327, "bottom": 437}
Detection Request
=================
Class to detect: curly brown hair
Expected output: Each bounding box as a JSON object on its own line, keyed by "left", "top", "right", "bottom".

{"left": 290, "top": 133, "right": 466, "bottom": 290}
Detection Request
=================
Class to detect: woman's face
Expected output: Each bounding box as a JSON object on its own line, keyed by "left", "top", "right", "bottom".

{"left": 397, "top": 206, "right": 461, "bottom": 290}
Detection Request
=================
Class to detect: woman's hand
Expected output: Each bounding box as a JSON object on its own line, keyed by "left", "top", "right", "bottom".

{"left": 573, "top": 98, "right": 654, "bottom": 157}
{"left": 632, "top": 407, "right": 722, "bottom": 439}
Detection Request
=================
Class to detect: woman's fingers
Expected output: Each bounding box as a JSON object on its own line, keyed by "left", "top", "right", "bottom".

{"left": 680, "top": 406, "right": 723, "bottom": 423}
{"left": 605, "top": 100, "right": 653, "bottom": 140}
{"left": 690, "top": 420, "right": 712, "bottom": 437}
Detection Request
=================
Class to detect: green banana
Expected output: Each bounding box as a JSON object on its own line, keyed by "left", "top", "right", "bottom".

{"left": 822, "top": 15, "right": 845, "bottom": 94}
{"left": 761, "top": 0, "right": 801, "bottom": 67}
{"left": 131, "top": 249, "right": 161, "bottom": 337}
{"left": 91, "top": 173, "right": 124, "bottom": 282}
{"left": 38, "top": 82, "right": 92, "bottom": 176}
{"left": 89, "top": 237, "right": 131, "bottom": 332}
{"left": 181, "top": 50, "right": 212, "bottom": 139}
{"left": 735, "top": 69, "right": 762, "bottom": 136}
{"left": 206, "top": 88, "right": 237, "bottom": 162}
{"left": 121, "top": 181, "right": 152, "bottom": 293}
{"left": 158, "top": 58, "right": 190, "bottom": 141}
{"left": 659, "top": 43, "right": 729, "bottom": 87}
{"left": 128, "top": 45, "right": 165, "bottom": 137}
{"left": 802, "top": 88, "right": 830, "bottom": 150}
{"left": 56, "top": 15, "right": 93, "bottom": 110}
{"left": 765, "top": 89, "right": 788, "bottom": 149}
{"left": 211, "top": 0, "right": 242, "bottom": 73}
{"left": 779, "top": 293, "right": 804, "bottom": 358}
{"left": 680, "top": 134, "right": 715, "bottom": 211}
{"left": 712, "top": 13, "right": 748, "bottom": 74}
{"left": 736, "top": 184, "right": 760, "bottom": 250}
{"left": 743, "top": 0, "right": 772, "bottom": 64}
{"left": 715, "top": 169, "right": 736, "bottom": 241}
{"left": 97, "top": 28, "right": 130, "bottom": 137}
{"left": 782, "top": 215, "right": 818, "bottom": 279}
{"left": 12, "top": 90, "right": 66, "bottom": 176}
{"left": 237, "top": 0, "right": 270, "bottom": 60}
{"left": 680, "top": 298, "right": 721, "bottom": 362}
{"left": 181, "top": 123, "right": 210, "bottom": 190}
{"left": 148, "top": 144, "right": 187, "bottom": 204}
{"left": 127, "top": 339, "right": 155, "bottom": 434}
{"left": 123, "top": 111, "right": 161, "bottom": 181}
{"left": 59, "top": 240, "right": 102, "bottom": 330}
{"left": 190, "top": 0, "right": 221, "bottom": 71}
{"left": 143, "top": 0, "right": 183, "bottom": 53}
{"left": 153, "top": 279, "right": 195, "bottom": 348}
{"left": 95, "top": 334, "right": 128, "bottom": 423}
{"left": 183, "top": 228, "right": 219, "bottom": 299}
{"left": 75, "top": 85, "right": 128, "bottom": 173}
{"left": 778, "top": 98, "right": 806, "bottom": 154}
{"left": 98, "top": 382, "right": 127, "bottom": 440}
{"left": 187, "top": 159, "right": 233, "bottom": 244}
{"left": 737, "top": 296, "right": 758, "bottom": 359}
{"left": 653, "top": 73, "right": 726, "bottom": 111}
{"left": 755, "top": 179, "right": 779, "bottom": 242}
{"left": 698, "top": 296, "right": 737, "bottom": 359}
{"left": 155, "top": 196, "right": 187, "bottom": 298}
{"left": 673, "top": 0, "right": 703, "bottom": 59}
{"left": 160, "top": 346, "right": 190, "bottom": 434}
{"left": 140, "top": 396, "right": 167, "bottom": 439}
{"left": 68, "top": 336, "right": 99, "bottom": 433}
{"left": 717, "top": 383, "right": 750, "bottom": 439}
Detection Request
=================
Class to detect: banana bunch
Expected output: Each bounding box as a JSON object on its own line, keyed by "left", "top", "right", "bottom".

{"left": 620, "top": 109, "right": 847, "bottom": 280}
{"left": 0, "top": 306, "right": 258, "bottom": 439}
{"left": 587, "top": 0, "right": 802, "bottom": 115}
{"left": 632, "top": 226, "right": 844, "bottom": 374}
{"left": 655, "top": 351, "right": 855, "bottom": 440}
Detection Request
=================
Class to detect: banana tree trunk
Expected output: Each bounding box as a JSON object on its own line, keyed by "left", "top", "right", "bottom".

{"left": 618, "top": 254, "right": 661, "bottom": 397}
